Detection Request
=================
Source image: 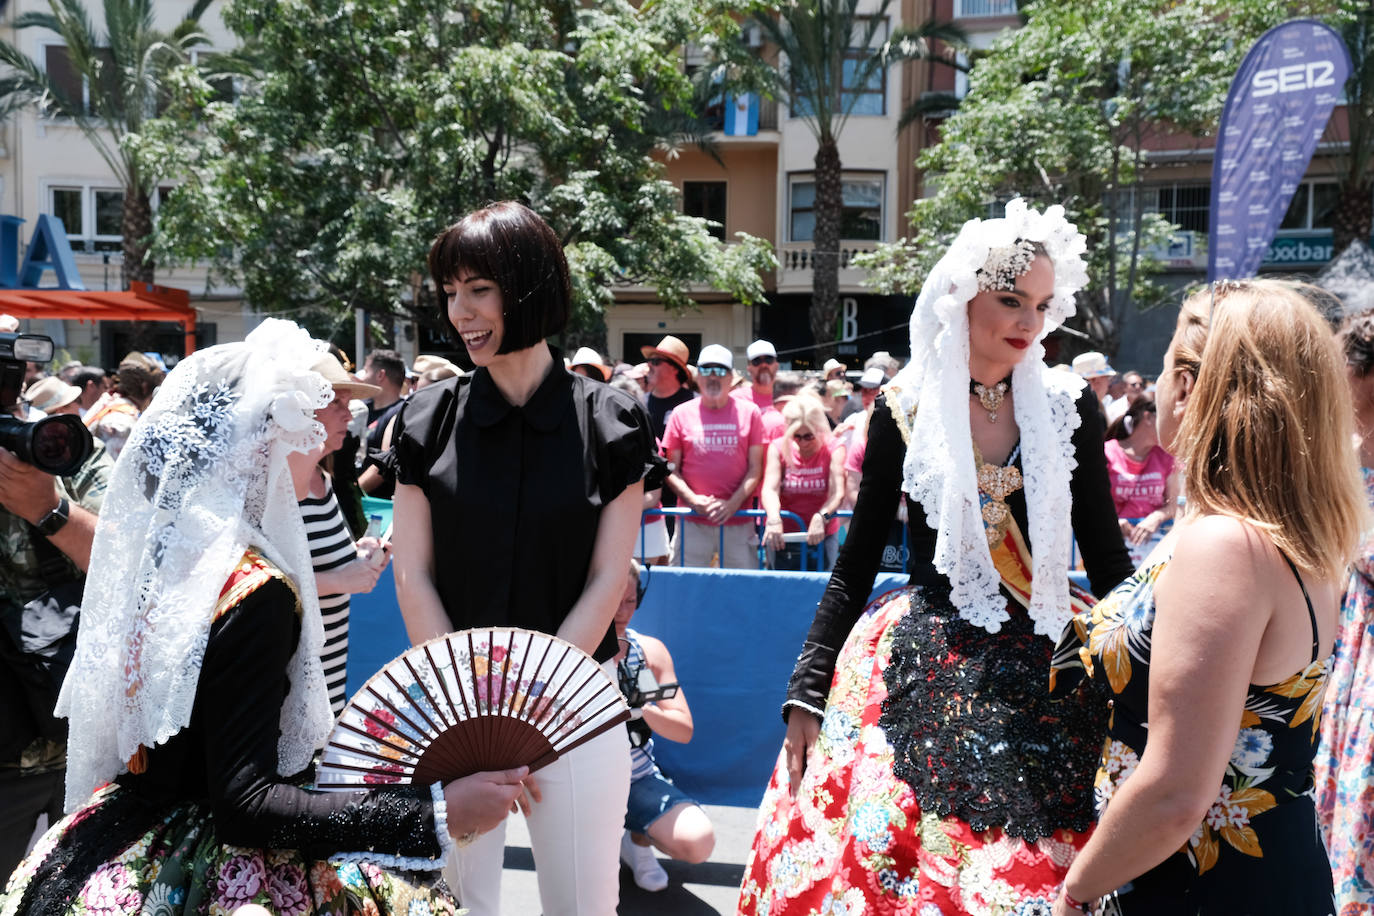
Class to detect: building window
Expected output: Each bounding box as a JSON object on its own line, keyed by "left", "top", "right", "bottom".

{"left": 790, "top": 174, "right": 884, "bottom": 242}
{"left": 953, "top": 0, "right": 1018, "bottom": 17}
{"left": 43, "top": 44, "right": 118, "bottom": 116}
{"left": 1280, "top": 181, "right": 1339, "bottom": 232}
{"left": 683, "top": 181, "right": 727, "bottom": 240}
{"left": 1147, "top": 183, "right": 1211, "bottom": 233}
{"left": 47, "top": 184, "right": 125, "bottom": 252}
{"left": 791, "top": 18, "right": 888, "bottom": 118}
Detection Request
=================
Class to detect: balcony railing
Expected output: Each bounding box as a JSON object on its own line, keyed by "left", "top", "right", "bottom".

{"left": 953, "top": 0, "right": 1018, "bottom": 17}
{"left": 776, "top": 241, "right": 879, "bottom": 293}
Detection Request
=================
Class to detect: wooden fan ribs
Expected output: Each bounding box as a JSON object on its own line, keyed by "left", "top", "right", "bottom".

{"left": 317, "top": 627, "right": 631, "bottom": 790}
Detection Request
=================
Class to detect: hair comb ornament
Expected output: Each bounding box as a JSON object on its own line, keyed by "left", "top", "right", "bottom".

{"left": 976, "top": 239, "right": 1038, "bottom": 293}
{"left": 316, "top": 628, "right": 630, "bottom": 788}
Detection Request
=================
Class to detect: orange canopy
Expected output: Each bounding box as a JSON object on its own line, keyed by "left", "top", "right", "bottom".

{"left": 0, "top": 282, "right": 197, "bottom": 354}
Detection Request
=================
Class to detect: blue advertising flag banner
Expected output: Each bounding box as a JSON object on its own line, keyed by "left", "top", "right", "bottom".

{"left": 1208, "top": 19, "right": 1350, "bottom": 282}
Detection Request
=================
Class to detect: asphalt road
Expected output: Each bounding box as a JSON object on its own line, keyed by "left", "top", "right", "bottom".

{"left": 498, "top": 803, "right": 761, "bottom": 915}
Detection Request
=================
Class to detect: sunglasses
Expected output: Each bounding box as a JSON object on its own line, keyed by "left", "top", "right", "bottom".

{"left": 793, "top": 431, "right": 816, "bottom": 442}
{"left": 750, "top": 356, "right": 777, "bottom": 367}
{"left": 699, "top": 365, "right": 729, "bottom": 377}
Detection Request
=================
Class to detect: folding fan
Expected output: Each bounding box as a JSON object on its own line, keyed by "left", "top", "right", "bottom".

{"left": 315, "top": 627, "right": 630, "bottom": 789}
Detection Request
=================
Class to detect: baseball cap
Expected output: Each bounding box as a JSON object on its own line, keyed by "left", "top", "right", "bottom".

{"left": 698, "top": 344, "right": 734, "bottom": 369}
{"left": 858, "top": 367, "right": 885, "bottom": 389}
{"left": 745, "top": 340, "right": 777, "bottom": 361}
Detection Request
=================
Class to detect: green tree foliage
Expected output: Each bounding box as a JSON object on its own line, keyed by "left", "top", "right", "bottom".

{"left": 742, "top": 0, "right": 963, "bottom": 359}
{"left": 1328, "top": 0, "right": 1374, "bottom": 258}
{"left": 0, "top": 0, "right": 213, "bottom": 287}
{"left": 857, "top": 0, "right": 1310, "bottom": 355}
{"left": 143, "top": 0, "right": 775, "bottom": 345}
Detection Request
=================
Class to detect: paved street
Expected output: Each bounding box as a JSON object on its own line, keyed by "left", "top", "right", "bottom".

{"left": 499, "top": 804, "right": 761, "bottom": 914}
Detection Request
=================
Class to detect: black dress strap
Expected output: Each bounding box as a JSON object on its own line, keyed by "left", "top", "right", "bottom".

{"left": 1278, "top": 552, "right": 1319, "bottom": 664}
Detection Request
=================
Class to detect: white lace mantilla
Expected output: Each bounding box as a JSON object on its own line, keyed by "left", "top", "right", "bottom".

{"left": 56, "top": 319, "right": 337, "bottom": 812}
{"left": 888, "top": 199, "right": 1089, "bottom": 637}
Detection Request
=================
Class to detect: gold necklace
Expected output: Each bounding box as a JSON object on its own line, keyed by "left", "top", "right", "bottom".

{"left": 972, "top": 442, "right": 1023, "bottom": 546}
{"left": 970, "top": 377, "right": 1010, "bottom": 423}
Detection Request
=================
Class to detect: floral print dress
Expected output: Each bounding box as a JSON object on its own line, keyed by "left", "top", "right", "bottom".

{"left": 1315, "top": 466, "right": 1374, "bottom": 915}
{"left": 1053, "top": 552, "right": 1336, "bottom": 915}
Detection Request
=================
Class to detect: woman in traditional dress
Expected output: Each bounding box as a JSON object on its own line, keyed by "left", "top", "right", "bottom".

{"left": 739, "top": 199, "right": 1134, "bottom": 915}
{"left": 1316, "top": 313, "right": 1374, "bottom": 914}
{"left": 389, "top": 201, "right": 658, "bottom": 916}
{"left": 1, "top": 320, "right": 529, "bottom": 916}
{"left": 1052, "top": 281, "right": 1366, "bottom": 914}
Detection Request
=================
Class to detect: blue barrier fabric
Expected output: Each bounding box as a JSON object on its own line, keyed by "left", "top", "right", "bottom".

{"left": 345, "top": 566, "right": 1092, "bottom": 808}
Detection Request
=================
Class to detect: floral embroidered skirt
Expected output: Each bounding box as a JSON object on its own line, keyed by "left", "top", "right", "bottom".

{"left": 0, "top": 784, "right": 457, "bottom": 916}
{"left": 739, "top": 588, "right": 1091, "bottom": 916}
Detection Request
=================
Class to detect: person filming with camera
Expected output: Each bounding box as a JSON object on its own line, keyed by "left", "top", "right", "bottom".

{"left": 613, "top": 559, "right": 716, "bottom": 892}
{"left": 0, "top": 325, "right": 109, "bottom": 879}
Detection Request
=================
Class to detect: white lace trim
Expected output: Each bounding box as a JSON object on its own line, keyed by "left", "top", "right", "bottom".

{"left": 889, "top": 198, "right": 1089, "bottom": 637}
{"left": 57, "top": 319, "right": 337, "bottom": 812}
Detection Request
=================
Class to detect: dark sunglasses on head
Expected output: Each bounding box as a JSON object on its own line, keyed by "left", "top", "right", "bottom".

{"left": 750, "top": 356, "right": 777, "bottom": 367}
{"left": 793, "top": 431, "right": 816, "bottom": 442}
{"left": 699, "top": 365, "right": 729, "bottom": 377}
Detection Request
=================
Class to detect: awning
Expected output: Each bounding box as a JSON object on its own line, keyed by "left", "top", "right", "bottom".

{"left": 0, "top": 282, "right": 197, "bottom": 354}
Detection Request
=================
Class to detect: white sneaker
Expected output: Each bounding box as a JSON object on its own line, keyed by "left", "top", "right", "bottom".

{"left": 620, "top": 830, "right": 669, "bottom": 892}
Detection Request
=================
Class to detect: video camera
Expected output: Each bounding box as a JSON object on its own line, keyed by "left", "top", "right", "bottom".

{"left": 617, "top": 653, "right": 679, "bottom": 708}
{"left": 0, "top": 332, "right": 93, "bottom": 477}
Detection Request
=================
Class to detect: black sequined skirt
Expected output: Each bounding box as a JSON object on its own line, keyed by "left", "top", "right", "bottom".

{"left": 881, "top": 584, "right": 1110, "bottom": 842}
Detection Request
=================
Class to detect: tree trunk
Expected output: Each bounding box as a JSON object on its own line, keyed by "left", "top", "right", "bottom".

{"left": 121, "top": 186, "right": 155, "bottom": 289}
{"left": 810, "top": 139, "right": 842, "bottom": 363}
{"left": 1333, "top": 179, "right": 1373, "bottom": 260}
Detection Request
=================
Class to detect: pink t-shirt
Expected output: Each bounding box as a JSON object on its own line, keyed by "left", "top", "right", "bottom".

{"left": 732, "top": 387, "right": 786, "bottom": 441}
{"left": 662, "top": 397, "right": 764, "bottom": 525}
{"left": 1104, "top": 439, "right": 1176, "bottom": 519}
{"left": 775, "top": 439, "right": 843, "bottom": 535}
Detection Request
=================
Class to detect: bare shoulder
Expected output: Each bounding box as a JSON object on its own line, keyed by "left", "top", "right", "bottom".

{"left": 1158, "top": 515, "right": 1285, "bottom": 616}
{"left": 635, "top": 631, "right": 671, "bottom": 660}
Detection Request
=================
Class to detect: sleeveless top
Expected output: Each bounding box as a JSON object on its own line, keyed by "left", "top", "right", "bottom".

{"left": 1052, "top": 548, "right": 1336, "bottom": 913}
{"left": 623, "top": 628, "right": 658, "bottom": 781}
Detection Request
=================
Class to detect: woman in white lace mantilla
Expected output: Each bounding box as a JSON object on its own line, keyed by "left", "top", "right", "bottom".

{"left": 1, "top": 321, "right": 529, "bottom": 916}
{"left": 739, "top": 200, "right": 1135, "bottom": 916}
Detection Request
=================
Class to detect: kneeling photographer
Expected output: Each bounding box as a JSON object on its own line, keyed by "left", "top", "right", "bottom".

{"left": 613, "top": 559, "right": 716, "bottom": 893}
{"left": 0, "top": 327, "right": 110, "bottom": 878}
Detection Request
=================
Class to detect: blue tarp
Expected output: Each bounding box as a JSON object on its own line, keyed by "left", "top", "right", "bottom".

{"left": 346, "top": 563, "right": 1095, "bottom": 807}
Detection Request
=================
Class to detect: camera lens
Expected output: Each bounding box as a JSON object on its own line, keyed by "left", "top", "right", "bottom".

{"left": 31, "top": 416, "right": 87, "bottom": 475}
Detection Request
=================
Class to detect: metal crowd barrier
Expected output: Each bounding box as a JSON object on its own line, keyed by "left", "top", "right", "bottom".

{"left": 639, "top": 507, "right": 911, "bottom": 573}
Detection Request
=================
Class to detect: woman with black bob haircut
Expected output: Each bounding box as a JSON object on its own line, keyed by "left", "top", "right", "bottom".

{"left": 427, "top": 199, "right": 570, "bottom": 355}
{"left": 386, "top": 200, "right": 661, "bottom": 915}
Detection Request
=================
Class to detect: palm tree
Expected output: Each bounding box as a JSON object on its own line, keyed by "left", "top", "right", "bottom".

{"left": 750, "top": 0, "right": 965, "bottom": 360}
{"left": 1331, "top": 1, "right": 1374, "bottom": 258}
{"left": 0, "top": 0, "right": 213, "bottom": 287}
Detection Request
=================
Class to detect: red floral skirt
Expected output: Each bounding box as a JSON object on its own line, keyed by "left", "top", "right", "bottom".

{"left": 739, "top": 588, "right": 1091, "bottom": 916}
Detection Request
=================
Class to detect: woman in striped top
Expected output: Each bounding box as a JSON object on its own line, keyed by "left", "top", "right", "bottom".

{"left": 287, "top": 354, "right": 392, "bottom": 715}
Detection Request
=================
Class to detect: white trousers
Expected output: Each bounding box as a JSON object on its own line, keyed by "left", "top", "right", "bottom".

{"left": 444, "top": 709, "right": 630, "bottom": 916}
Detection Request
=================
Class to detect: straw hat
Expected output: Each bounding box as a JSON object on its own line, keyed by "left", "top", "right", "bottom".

{"left": 1071, "top": 351, "right": 1115, "bottom": 379}
{"left": 411, "top": 353, "right": 458, "bottom": 377}
{"left": 640, "top": 335, "right": 690, "bottom": 373}
{"left": 24, "top": 376, "right": 81, "bottom": 413}
{"left": 822, "top": 358, "right": 847, "bottom": 379}
{"left": 311, "top": 354, "right": 382, "bottom": 401}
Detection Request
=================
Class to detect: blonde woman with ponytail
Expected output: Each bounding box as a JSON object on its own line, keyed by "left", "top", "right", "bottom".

{"left": 1052, "top": 280, "right": 1368, "bottom": 916}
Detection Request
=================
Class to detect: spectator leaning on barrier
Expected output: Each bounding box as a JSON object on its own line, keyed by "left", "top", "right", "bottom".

{"left": 761, "top": 395, "right": 847, "bottom": 571}
{"left": 614, "top": 559, "right": 715, "bottom": 892}
{"left": 662, "top": 343, "right": 765, "bottom": 568}
{"left": 1103, "top": 393, "right": 1179, "bottom": 567}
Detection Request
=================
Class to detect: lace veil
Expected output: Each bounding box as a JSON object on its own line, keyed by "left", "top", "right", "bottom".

{"left": 57, "top": 319, "right": 337, "bottom": 811}
{"left": 887, "top": 199, "right": 1090, "bottom": 637}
